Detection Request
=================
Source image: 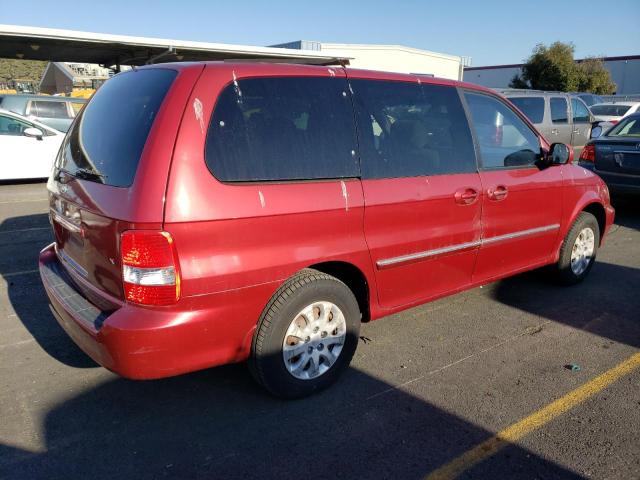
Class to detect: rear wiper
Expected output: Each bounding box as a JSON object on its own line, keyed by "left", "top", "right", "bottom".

{"left": 73, "top": 168, "right": 107, "bottom": 182}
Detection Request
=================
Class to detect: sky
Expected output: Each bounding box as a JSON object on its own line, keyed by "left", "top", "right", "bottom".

{"left": 1, "top": 0, "right": 639, "bottom": 66}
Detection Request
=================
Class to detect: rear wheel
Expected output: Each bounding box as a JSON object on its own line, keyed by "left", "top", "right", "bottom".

{"left": 249, "top": 269, "right": 361, "bottom": 398}
{"left": 554, "top": 212, "right": 600, "bottom": 285}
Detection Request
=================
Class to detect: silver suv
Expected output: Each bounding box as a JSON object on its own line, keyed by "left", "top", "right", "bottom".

{"left": 497, "top": 89, "right": 594, "bottom": 157}
{"left": 0, "top": 94, "right": 86, "bottom": 132}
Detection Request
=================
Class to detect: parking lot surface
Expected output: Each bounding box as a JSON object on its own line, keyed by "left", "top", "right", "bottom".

{"left": 0, "top": 182, "right": 638, "bottom": 480}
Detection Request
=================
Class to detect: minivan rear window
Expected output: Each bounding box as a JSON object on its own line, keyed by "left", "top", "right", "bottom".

{"left": 57, "top": 69, "right": 177, "bottom": 187}
{"left": 206, "top": 77, "right": 358, "bottom": 182}
{"left": 507, "top": 97, "right": 545, "bottom": 124}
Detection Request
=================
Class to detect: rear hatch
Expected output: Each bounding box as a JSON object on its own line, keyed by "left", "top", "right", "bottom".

{"left": 48, "top": 67, "right": 190, "bottom": 303}
{"left": 594, "top": 138, "right": 640, "bottom": 175}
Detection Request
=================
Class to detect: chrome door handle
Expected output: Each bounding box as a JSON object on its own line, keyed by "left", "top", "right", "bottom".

{"left": 573, "top": 129, "right": 580, "bottom": 134}
{"left": 454, "top": 187, "right": 479, "bottom": 205}
{"left": 551, "top": 129, "right": 559, "bottom": 135}
{"left": 487, "top": 185, "right": 508, "bottom": 201}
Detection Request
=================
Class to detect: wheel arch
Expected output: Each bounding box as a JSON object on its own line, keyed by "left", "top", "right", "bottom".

{"left": 308, "top": 261, "right": 371, "bottom": 322}
{"left": 581, "top": 202, "right": 606, "bottom": 242}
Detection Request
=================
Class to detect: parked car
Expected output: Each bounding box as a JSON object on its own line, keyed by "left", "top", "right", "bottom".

{"left": 39, "top": 63, "right": 614, "bottom": 398}
{"left": 498, "top": 89, "right": 594, "bottom": 157}
{"left": 0, "top": 108, "right": 63, "bottom": 180}
{"left": 572, "top": 92, "right": 605, "bottom": 107}
{"left": 0, "top": 94, "right": 86, "bottom": 132}
{"left": 589, "top": 102, "right": 640, "bottom": 124}
{"left": 579, "top": 113, "right": 640, "bottom": 195}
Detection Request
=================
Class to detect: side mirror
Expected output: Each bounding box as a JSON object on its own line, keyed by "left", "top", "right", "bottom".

{"left": 591, "top": 125, "right": 603, "bottom": 138}
{"left": 23, "top": 127, "right": 44, "bottom": 140}
{"left": 547, "top": 143, "right": 573, "bottom": 165}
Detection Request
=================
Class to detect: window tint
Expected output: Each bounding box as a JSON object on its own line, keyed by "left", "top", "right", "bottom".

{"left": 464, "top": 92, "right": 540, "bottom": 169}
{"left": 571, "top": 98, "right": 590, "bottom": 123}
{"left": 31, "top": 101, "right": 70, "bottom": 119}
{"left": 590, "top": 104, "right": 632, "bottom": 116}
{"left": 57, "top": 69, "right": 177, "bottom": 187}
{"left": 351, "top": 80, "right": 476, "bottom": 178}
{"left": 0, "top": 114, "right": 31, "bottom": 136}
{"left": 508, "top": 96, "right": 545, "bottom": 124}
{"left": 206, "top": 77, "right": 358, "bottom": 182}
{"left": 550, "top": 97, "right": 568, "bottom": 123}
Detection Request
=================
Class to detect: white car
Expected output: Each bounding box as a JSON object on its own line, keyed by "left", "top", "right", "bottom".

{"left": 0, "top": 108, "right": 64, "bottom": 181}
{"left": 590, "top": 102, "right": 640, "bottom": 124}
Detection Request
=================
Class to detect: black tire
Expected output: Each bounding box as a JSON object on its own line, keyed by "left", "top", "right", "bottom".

{"left": 554, "top": 212, "right": 600, "bottom": 285}
{"left": 249, "top": 269, "right": 361, "bottom": 398}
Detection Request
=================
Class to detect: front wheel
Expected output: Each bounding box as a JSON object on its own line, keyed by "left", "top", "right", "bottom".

{"left": 249, "top": 269, "right": 361, "bottom": 398}
{"left": 554, "top": 212, "right": 600, "bottom": 285}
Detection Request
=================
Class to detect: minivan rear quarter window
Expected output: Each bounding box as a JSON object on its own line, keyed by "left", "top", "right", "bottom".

{"left": 206, "top": 76, "right": 358, "bottom": 182}
{"left": 57, "top": 68, "right": 177, "bottom": 187}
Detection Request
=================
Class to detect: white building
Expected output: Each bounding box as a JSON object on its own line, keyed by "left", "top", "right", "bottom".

{"left": 273, "top": 40, "right": 466, "bottom": 80}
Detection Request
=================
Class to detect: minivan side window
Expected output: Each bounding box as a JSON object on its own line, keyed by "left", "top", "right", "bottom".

{"left": 206, "top": 77, "right": 358, "bottom": 182}
{"left": 351, "top": 79, "right": 476, "bottom": 178}
{"left": 550, "top": 97, "right": 568, "bottom": 124}
{"left": 571, "top": 98, "right": 590, "bottom": 123}
{"left": 464, "top": 92, "right": 540, "bottom": 169}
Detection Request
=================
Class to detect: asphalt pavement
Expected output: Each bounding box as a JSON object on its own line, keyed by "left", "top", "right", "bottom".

{"left": 0, "top": 182, "right": 638, "bottom": 480}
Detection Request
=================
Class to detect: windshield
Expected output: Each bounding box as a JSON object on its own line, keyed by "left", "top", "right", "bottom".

{"left": 607, "top": 117, "right": 640, "bottom": 137}
{"left": 578, "top": 94, "right": 604, "bottom": 106}
{"left": 56, "top": 68, "right": 177, "bottom": 187}
{"left": 591, "top": 104, "right": 632, "bottom": 117}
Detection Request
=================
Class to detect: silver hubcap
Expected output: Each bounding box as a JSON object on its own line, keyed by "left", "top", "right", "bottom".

{"left": 571, "top": 227, "right": 595, "bottom": 275}
{"left": 282, "top": 301, "right": 347, "bottom": 380}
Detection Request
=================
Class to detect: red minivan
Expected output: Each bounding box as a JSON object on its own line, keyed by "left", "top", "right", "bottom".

{"left": 39, "top": 62, "right": 614, "bottom": 397}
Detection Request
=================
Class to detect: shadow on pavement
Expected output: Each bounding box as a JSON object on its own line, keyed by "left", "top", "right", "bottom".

{"left": 0, "top": 359, "right": 584, "bottom": 480}
{"left": 492, "top": 261, "right": 640, "bottom": 349}
{"left": 0, "top": 213, "right": 97, "bottom": 368}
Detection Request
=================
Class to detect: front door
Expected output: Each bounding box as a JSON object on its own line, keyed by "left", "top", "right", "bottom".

{"left": 462, "top": 91, "right": 563, "bottom": 283}
{"left": 571, "top": 97, "right": 592, "bottom": 157}
{"left": 0, "top": 113, "right": 53, "bottom": 180}
{"left": 548, "top": 96, "right": 573, "bottom": 145}
{"left": 351, "top": 76, "right": 481, "bottom": 309}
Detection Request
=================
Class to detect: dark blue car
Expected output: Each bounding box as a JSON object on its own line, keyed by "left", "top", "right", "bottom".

{"left": 579, "top": 113, "right": 640, "bottom": 195}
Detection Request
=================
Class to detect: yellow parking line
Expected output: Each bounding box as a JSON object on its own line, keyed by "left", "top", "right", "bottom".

{"left": 425, "top": 351, "right": 640, "bottom": 480}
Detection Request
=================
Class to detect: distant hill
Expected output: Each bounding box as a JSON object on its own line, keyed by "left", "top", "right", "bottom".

{"left": 0, "top": 59, "right": 48, "bottom": 83}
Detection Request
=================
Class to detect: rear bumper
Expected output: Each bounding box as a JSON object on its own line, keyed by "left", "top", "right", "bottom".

{"left": 580, "top": 162, "right": 640, "bottom": 195}
{"left": 39, "top": 243, "right": 275, "bottom": 379}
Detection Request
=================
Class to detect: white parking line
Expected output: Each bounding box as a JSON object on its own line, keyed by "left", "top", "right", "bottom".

{"left": 0, "top": 199, "right": 47, "bottom": 205}
{"left": 0, "top": 227, "right": 50, "bottom": 234}
{"left": 2, "top": 269, "right": 39, "bottom": 278}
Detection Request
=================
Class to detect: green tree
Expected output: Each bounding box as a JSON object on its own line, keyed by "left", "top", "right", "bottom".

{"left": 576, "top": 58, "right": 616, "bottom": 94}
{"left": 509, "top": 42, "right": 615, "bottom": 93}
{"left": 510, "top": 42, "right": 579, "bottom": 90}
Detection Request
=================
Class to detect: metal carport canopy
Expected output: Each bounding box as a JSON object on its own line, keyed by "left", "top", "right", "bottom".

{"left": 0, "top": 25, "right": 349, "bottom": 67}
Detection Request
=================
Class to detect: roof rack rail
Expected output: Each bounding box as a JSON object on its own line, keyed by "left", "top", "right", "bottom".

{"left": 494, "top": 88, "right": 572, "bottom": 95}
{"left": 221, "top": 57, "right": 349, "bottom": 66}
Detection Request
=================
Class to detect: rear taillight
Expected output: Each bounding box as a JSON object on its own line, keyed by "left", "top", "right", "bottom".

{"left": 120, "top": 231, "right": 180, "bottom": 306}
{"left": 609, "top": 119, "right": 618, "bottom": 125}
{"left": 580, "top": 144, "right": 596, "bottom": 163}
